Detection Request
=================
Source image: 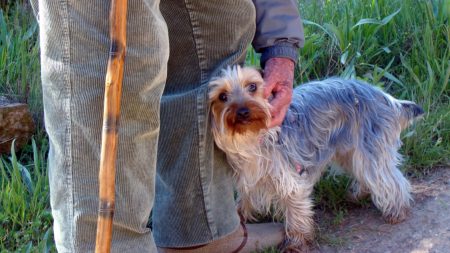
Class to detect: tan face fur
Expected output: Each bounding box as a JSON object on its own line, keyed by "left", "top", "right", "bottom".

{"left": 208, "top": 66, "right": 271, "bottom": 136}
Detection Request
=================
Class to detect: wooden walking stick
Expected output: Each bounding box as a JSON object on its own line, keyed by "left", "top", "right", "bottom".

{"left": 95, "top": 0, "right": 127, "bottom": 252}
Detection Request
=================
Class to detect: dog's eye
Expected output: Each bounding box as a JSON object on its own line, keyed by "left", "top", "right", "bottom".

{"left": 219, "top": 93, "right": 228, "bottom": 102}
{"left": 248, "top": 83, "right": 257, "bottom": 92}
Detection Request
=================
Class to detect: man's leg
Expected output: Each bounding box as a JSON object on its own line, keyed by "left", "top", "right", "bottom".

{"left": 35, "top": 0, "right": 169, "bottom": 251}
{"left": 154, "top": 0, "right": 284, "bottom": 251}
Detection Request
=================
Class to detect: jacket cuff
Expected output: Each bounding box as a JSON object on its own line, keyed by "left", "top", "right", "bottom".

{"left": 260, "top": 42, "right": 299, "bottom": 68}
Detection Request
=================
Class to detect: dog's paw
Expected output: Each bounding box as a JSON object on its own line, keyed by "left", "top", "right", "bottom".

{"left": 384, "top": 208, "right": 410, "bottom": 224}
{"left": 278, "top": 237, "right": 310, "bottom": 253}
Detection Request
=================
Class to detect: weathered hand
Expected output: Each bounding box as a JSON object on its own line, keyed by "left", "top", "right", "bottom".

{"left": 263, "top": 57, "right": 295, "bottom": 128}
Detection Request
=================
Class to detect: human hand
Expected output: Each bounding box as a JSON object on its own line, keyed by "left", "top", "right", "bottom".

{"left": 262, "top": 57, "right": 295, "bottom": 128}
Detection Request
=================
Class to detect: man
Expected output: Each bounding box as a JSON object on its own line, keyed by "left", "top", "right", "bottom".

{"left": 32, "top": 0, "right": 303, "bottom": 252}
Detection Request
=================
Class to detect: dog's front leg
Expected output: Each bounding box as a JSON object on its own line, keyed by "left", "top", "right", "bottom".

{"left": 237, "top": 191, "right": 257, "bottom": 222}
{"left": 279, "top": 188, "right": 315, "bottom": 253}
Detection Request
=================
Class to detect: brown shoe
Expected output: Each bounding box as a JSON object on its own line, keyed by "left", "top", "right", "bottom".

{"left": 157, "top": 222, "right": 284, "bottom": 253}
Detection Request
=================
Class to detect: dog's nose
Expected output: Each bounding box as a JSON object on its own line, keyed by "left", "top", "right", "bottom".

{"left": 236, "top": 107, "right": 250, "bottom": 120}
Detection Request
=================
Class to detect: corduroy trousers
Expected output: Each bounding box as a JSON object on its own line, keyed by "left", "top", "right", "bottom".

{"left": 32, "top": 0, "right": 256, "bottom": 252}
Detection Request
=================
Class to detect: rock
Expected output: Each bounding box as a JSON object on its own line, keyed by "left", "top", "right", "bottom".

{"left": 0, "top": 96, "right": 35, "bottom": 154}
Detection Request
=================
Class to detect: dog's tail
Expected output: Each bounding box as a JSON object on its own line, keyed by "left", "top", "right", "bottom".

{"left": 399, "top": 101, "right": 425, "bottom": 129}
{"left": 401, "top": 101, "right": 425, "bottom": 119}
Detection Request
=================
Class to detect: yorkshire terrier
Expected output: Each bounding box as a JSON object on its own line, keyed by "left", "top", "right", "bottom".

{"left": 208, "top": 65, "right": 424, "bottom": 252}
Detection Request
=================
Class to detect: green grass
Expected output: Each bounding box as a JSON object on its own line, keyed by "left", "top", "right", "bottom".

{"left": 313, "top": 172, "right": 352, "bottom": 214}
{"left": 0, "top": 139, "right": 54, "bottom": 252}
{"left": 1, "top": 0, "right": 449, "bottom": 252}
{"left": 296, "top": 0, "right": 450, "bottom": 171}
{"left": 0, "top": 3, "right": 53, "bottom": 252}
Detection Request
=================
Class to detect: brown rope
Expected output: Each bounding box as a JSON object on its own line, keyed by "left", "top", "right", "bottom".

{"left": 231, "top": 212, "right": 248, "bottom": 253}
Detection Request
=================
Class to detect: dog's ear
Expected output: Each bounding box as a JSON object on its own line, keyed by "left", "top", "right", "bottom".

{"left": 256, "top": 68, "right": 264, "bottom": 78}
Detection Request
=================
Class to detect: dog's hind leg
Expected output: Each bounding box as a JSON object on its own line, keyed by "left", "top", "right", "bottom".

{"left": 351, "top": 148, "right": 412, "bottom": 224}
{"left": 334, "top": 151, "right": 371, "bottom": 203}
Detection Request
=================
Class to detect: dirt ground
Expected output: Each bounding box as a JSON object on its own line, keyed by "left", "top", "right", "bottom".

{"left": 311, "top": 167, "right": 450, "bottom": 253}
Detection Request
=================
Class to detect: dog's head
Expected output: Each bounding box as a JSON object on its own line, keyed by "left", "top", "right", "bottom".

{"left": 208, "top": 66, "right": 271, "bottom": 138}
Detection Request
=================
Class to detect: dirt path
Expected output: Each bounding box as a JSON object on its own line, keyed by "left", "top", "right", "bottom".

{"left": 312, "top": 167, "right": 450, "bottom": 253}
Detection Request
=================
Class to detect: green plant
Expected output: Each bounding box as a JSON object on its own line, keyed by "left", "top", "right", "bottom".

{"left": 296, "top": 0, "right": 449, "bottom": 171}
{"left": 313, "top": 172, "right": 352, "bottom": 214}
{"left": 0, "top": 139, "right": 54, "bottom": 252}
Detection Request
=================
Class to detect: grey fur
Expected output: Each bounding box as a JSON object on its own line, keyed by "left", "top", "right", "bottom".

{"left": 279, "top": 78, "right": 423, "bottom": 219}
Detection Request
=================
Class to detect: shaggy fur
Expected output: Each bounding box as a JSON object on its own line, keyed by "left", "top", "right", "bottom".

{"left": 208, "top": 66, "right": 424, "bottom": 252}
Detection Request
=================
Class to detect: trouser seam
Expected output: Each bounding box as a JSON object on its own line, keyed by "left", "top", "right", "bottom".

{"left": 60, "top": 0, "right": 74, "bottom": 251}
{"left": 184, "top": 0, "right": 217, "bottom": 239}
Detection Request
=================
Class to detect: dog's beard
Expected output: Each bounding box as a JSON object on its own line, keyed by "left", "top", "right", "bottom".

{"left": 211, "top": 101, "right": 302, "bottom": 194}
{"left": 211, "top": 97, "right": 270, "bottom": 138}
{"left": 210, "top": 99, "right": 273, "bottom": 185}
